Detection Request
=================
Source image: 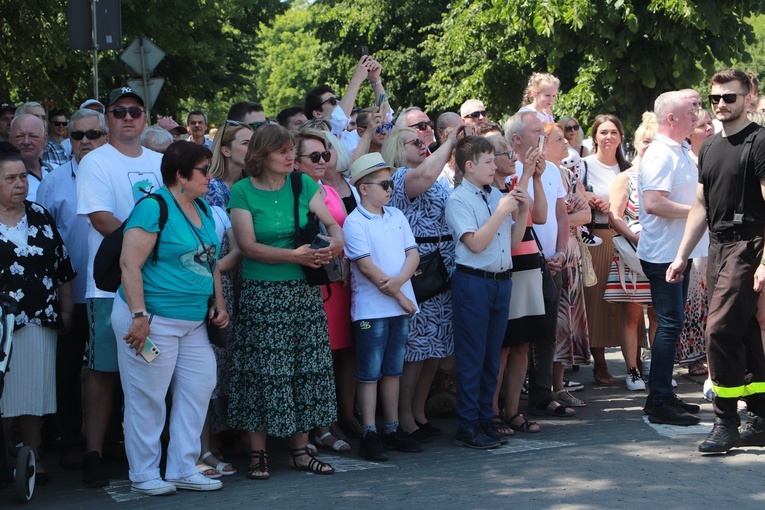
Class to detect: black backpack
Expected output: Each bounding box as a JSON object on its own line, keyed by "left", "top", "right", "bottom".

{"left": 94, "top": 194, "right": 169, "bottom": 293}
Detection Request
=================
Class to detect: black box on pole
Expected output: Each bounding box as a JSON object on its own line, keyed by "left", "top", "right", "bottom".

{"left": 68, "top": 0, "right": 122, "bottom": 51}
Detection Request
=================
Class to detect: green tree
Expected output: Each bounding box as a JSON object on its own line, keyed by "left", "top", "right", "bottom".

{"left": 424, "top": 0, "right": 764, "bottom": 132}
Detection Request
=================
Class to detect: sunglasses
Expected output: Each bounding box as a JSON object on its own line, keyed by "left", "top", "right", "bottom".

{"left": 708, "top": 93, "right": 746, "bottom": 105}
{"left": 71, "top": 130, "right": 106, "bottom": 141}
{"left": 375, "top": 123, "right": 393, "bottom": 134}
{"left": 465, "top": 110, "right": 488, "bottom": 119}
{"left": 224, "top": 119, "right": 264, "bottom": 132}
{"left": 409, "top": 121, "right": 434, "bottom": 131}
{"left": 364, "top": 180, "right": 394, "bottom": 191}
{"left": 193, "top": 164, "right": 211, "bottom": 176}
{"left": 52, "top": 121, "right": 68, "bottom": 127}
{"left": 405, "top": 138, "right": 425, "bottom": 149}
{"left": 564, "top": 124, "right": 580, "bottom": 132}
{"left": 108, "top": 106, "right": 145, "bottom": 119}
{"left": 321, "top": 96, "right": 338, "bottom": 107}
{"left": 299, "top": 150, "right": 331, "bottom": 163}
{"left": 495, "top": 150, "right": 516, "bottom": 160}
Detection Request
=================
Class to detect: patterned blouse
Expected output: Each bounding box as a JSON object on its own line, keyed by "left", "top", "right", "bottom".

{"left": 0, "top": 201, "right": 76, "bottom": 330}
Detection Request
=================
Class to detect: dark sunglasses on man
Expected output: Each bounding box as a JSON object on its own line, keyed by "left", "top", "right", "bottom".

{"left": 299, "top": 151, "right": 331, "bottom": 164}
{"left": 52, "top": 121, "right": 68, "bottom": 127}
{"left": 320, "top": 96, "right": 338, "bottom": 107}
{"left": 465, "top": 110, "right": 488, "bottom": 119}
{"left": 108, "top": 106, "right": 145, "bottom": 119}
{"left": 708, "top": 93, "right": 746, "bottom": 105}
{"left": 409, "top": 121, "right": 434, "bottom": 131}
{"left": 70, "top": 130, "right": 106, "bottom": 141}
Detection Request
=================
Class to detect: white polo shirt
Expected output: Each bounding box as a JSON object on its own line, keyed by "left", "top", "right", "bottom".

{"left": 343, "top": 203, "right": 419, "bottom": 321}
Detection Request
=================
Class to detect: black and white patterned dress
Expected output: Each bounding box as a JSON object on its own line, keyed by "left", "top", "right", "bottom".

{"left": 390, "top": 167, "right": 455, "bottom": 361}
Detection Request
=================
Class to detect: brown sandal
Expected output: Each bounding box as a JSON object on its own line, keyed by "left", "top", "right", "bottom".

{"left": 594, "top": 364, "right": 615, "bottom": 386}
{"left": 289, "top": 447, "right": 334, "bottom": 475}
{"left": 247, "top": 449, "right": 270, "bottom": 480}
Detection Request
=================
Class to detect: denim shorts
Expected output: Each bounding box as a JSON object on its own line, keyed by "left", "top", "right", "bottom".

{"left": 354, "top": 315, "right": 410, "bottom": 382}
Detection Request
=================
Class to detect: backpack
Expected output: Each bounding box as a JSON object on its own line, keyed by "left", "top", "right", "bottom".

{"left": 94, "top": 194, "right": 168, "bottom": 293}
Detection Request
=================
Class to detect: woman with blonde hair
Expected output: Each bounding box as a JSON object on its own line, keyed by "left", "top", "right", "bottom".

{"left": 519, "top": 73, "right": 561, "bottom": 122}
{"left": 205, "top": 121, "right": 254, "bottom": 207}
{"left": 559, "top": 115, "right": 589, "bottom": 157}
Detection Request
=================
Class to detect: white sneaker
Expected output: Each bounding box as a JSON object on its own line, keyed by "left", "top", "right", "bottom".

{"left": 131, "top": 478, "right": 177, "bottom": 496}
{"left": 626, "top": 368, "right": 646, "bottom": 391}
{"left": 671, "top": 378, "right": 677, "bottom": 388}
{"left": 581, "top": 229, "right": 602, "bottom": 246}
{"left": 167, "top": 473, "right": 222, "bottom": 491}
{"left": 563, "top": 377, "right": 584, "bottom": 392}
{"left": 702, "top": 379, "right": 714, "bottom": 401}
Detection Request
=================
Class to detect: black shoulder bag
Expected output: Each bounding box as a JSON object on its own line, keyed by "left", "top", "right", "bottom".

{"left": 411, "top": 214, "right": 452, "bottom": 304}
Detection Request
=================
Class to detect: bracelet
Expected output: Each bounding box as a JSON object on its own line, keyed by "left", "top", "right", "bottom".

{"left": 555, "top": 251, "right": 566, "bottom": 258}
{"left": 370, "top": 79, "right": 381, "bottom": 87}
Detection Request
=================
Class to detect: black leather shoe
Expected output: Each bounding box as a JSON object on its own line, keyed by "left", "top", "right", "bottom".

{"left": 740, "top": 413, "right": 765, "bottom": 446}
{"left": 454, "top": 425, "right": 500, "bottom": 449}
{"left": 82, "top": 451, "right": 109, "bottom": 488}
{"left": 699, "top": 417, "right": 741, "bottom": 454}
{"left": 359, "top": 431, "right": 389, "bottom": 461}
{"left": 480, "top": 422, "right": 509, "bottom": 445}
{"left": 648, "top": 400, "right": 701, "bottom": 426}
{"left": 382, "top": 427, "right": 423, "bottom": 453}
{"left": 643, "top": 395, "right": 700, "bottom": 415}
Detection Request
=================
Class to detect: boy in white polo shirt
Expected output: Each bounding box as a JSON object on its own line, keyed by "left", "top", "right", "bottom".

{"left": 343, "top": 153, "right": 422, "bottom": 461}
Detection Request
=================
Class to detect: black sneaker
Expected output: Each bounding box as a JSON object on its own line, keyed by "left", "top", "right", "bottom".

{"left": 382, "top": 427, "right": 422, "bottom": 453}
{"left": 740, "top": 412, "right": 765, "bottom": 446}
{"left": 82, "top": 450, "right": 109, "bottom": 488}
{"left": 648, "top": 400, "right": 701, "bottom": 426}
{"left": 454, "top": 425, "right": 501, "bottom": 450}
{"left": 480, "top": 422, "right": 509, "bottom": 445}
{"left": 359, "top": 431, "right": 389, "bottom": 461}
{"left": 643, "top": 395, "right": 700, "bottom": 415}
{"left": 699, "top": 417, "right": 741, "bottom": 454}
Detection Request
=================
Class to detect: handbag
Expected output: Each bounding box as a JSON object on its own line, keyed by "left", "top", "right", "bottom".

{"left": 578, "top": 232, "right": 598, "bottom": 287}
{"left": 206, "top": 295, "right": 227, "bottom": 348}
{"left": 411, "top": 214, "right": 451, "bottom": 303}
{"left": 291, "top": 172, "right": 345, "bottom": 286}
{"left": 530, "top": 227, "right": 555, "bottom": 301}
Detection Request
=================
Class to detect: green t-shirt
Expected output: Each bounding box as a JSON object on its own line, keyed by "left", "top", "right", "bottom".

{"left": 228, "top": 173, "right": 319, "bottom": 281}
{"left": 118, "top": 187, "right": 220, "bottom": 320}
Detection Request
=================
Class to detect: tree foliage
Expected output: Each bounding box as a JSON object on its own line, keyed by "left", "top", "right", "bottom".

{"left": 424, "top": 0, "right": 764, "bottom": 132}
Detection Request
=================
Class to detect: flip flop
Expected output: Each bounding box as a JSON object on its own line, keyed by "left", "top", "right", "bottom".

{"left": 196, "top": 462, "right": 222, "bottom": 479}
{"left": 200, "top": 451, "right": 236, "bottom": 476}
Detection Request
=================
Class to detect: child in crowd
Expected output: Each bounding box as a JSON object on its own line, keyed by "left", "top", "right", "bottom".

{"left": 343, "top": 152, "right": 422, "bottom": 461}
{"left": 520, "top": 72, "right": 560, "bottom": 123}
{"left": 446, "top": 135, "right": 528, "bottom": 449}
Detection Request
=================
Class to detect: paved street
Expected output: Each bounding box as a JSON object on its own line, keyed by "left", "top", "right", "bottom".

{"left": 5, "top": 350, "right": 765, "bottom": 510}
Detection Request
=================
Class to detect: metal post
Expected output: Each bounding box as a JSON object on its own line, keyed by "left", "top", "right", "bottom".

{"left": 91, "top": 0, "right": 99, "bottom": 99}
{"left": 138, "top": 35, "right": 151, "bottom": 125}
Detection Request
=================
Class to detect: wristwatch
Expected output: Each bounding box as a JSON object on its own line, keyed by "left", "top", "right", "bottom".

{"left": 132, "top": 311, "right": 147, "bottom": 319}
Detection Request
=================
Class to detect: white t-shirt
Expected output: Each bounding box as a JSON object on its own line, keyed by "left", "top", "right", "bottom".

{"left": 583, "top": 155, "right": 620, "bottom": 224}
{"left": 637, "top": 133, "right": 708, "bottom": 263}
{"left": 343, "top": 203, "right": 419, "bottom": 321}
{"left": 523, "top": 161, "right": 566, "bottom": 257}
{"left": 76, "top": 144, "right": 163, "bottom": 299}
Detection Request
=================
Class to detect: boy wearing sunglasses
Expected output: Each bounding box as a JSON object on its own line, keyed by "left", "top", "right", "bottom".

{"left": 343, "top": 152, "right": 421, "bottom": 461}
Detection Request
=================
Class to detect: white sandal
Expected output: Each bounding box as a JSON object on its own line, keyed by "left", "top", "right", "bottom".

{"left": 313, "top": 431, "right": 351, "bottom": 452}
{"left": 200, "top": 451, "right": 236, "bottom": 476}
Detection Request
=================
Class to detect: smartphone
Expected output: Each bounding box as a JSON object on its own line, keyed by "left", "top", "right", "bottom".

{"left": 537, "top": 134, "right": 545, "bottom": 152}
{"left": 508, "top": 174, "right": 519, "bottom": 191}
{"left": 310, "top": 235, "right": 330, "bottom": 250}
{"left": 376, "top": 93, "right": 389, "bottom": 108}
{"left": 359, "top": 46, "right": 369, "bottom": 57}
{"left": 139, "top": 337, "right": 161, "bottom": 363}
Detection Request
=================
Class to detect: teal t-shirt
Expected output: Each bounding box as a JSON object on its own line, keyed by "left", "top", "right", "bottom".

{"left": 118, "top": 187, "right": 220, "bottom": 321}
{"left": 228, "top": 173, "right": 319, "bottom": 281}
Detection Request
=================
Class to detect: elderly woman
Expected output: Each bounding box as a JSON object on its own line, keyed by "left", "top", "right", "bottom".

{"left": 112, "top": 141, "right": 228, "bottom": 495}
{"left": 582, "top": 114, "right": 632, "bottom": 385}
{"left": 140, "top": 125, "right": 173, "bottom": 154}
{"left": 227, "top": 124, "right": 342, "bottom": 479}
{"left": 0, "top": 146, "right": 75, "bottom": 484}
{"left": 560, "top": 115, "right": 589, "bottom": 157}
{"left": 381, "top": 125, "right": 459, "bottom": 441}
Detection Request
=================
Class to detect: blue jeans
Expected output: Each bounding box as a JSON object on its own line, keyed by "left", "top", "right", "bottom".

{"left": 452, "top": 270, "right": 512, "bottom": 431}
{"left": 640, "top": 259, "right": 691, "bottom": 405}
{"left": 354, "top": 315, "right": 410, "bottom": 382}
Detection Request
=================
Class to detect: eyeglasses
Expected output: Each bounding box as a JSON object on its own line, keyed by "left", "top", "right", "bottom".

{"left": 70, "top": 130, "right": 106, "bottom": 141}
{"left": 495, "top": 150, "right": 516, "bottom": 160}
{"left": 193, "top": 164, "right": 211, "bottom": 176}
{"left": 408, "top": 121, "right": 434, "bottom": 131}
{"left": 364, "top": 180, "right": 394, "bottom": 191}
{"left": 52, "top": 121, "right": 68, "bottom": 127}
{"left": 224, "top": 119, "right": 263, "bottom": 131}
{"left": 320, "top": 96, "right": 338, "bottom": 107}
{"left": 298, "top": 151, "right": 331, "bottom": 163}
{"left": 108, "top": 107, "right": 145, "bottom": 119}
{"left": 564, "top": 124, "right": 580, "bottom": 132}
{"left": 708, "top": 93, "right": 746, "bottom": 105}
{"left": 465, "top": 110, "right": 488, "bottom": 119}
{"left": 405, "top": 138, "right": 425, "bottom": 148}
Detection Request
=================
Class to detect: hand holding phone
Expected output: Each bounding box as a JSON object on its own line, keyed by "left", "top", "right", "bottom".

{"left": 310, "top": 235, "right": 331, "bottom": 250}
{"left": 360, "top": 46, "right": 369, "bottom": 57}
{"left": 138, "top": 337, "right": 161, "bottom": 363}
{"left": 537, "top": 134, "right": 545, "bottom": 153}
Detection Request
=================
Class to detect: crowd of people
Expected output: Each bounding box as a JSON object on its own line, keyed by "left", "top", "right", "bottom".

{"left": 3, "top": 58, "right": 765, "bottom": 496}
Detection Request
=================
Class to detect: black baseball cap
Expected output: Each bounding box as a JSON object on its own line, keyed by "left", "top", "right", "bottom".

{"left": 106, "top": 87, "right": 145, "bottom": 108}
{"left": 1, "top": 102, "right": 15, "bottom": 115}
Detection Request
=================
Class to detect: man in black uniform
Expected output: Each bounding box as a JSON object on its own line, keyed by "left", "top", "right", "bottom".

{"left": 668, "top": 69, "right": 765, "bottom": 454}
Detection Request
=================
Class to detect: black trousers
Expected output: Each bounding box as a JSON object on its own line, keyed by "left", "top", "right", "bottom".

{"left": 56, "top": 303, "right": 88, "bottom": 447}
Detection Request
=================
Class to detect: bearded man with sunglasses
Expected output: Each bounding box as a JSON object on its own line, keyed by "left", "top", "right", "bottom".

{"left": 669, "top": 69, "right": 765, "bottom": 454}
{"left": 37, "top": 108, "right": 108, "bottom": 469}
{"left": 76, "top": 87, "right": 164, "bottom": 487}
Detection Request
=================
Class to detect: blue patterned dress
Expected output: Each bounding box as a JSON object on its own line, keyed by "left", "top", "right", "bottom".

{"left": 390, "top": 167, "right": 455, "bottom": 361}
